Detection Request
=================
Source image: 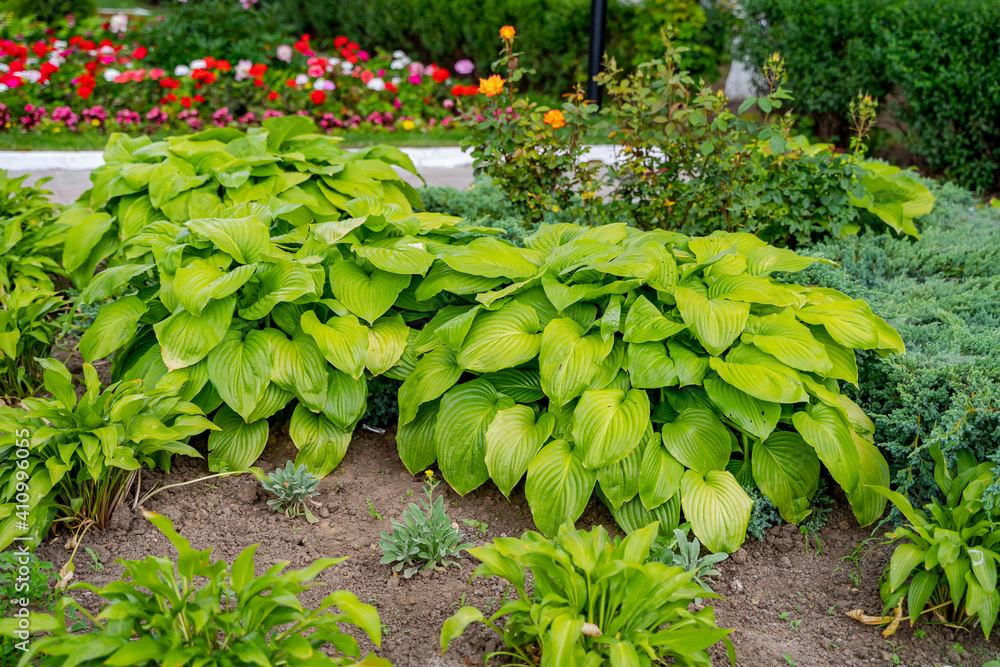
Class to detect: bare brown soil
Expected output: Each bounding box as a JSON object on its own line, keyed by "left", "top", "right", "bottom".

{"left": 31, "top": 419, "right": 999, "bottom": 667}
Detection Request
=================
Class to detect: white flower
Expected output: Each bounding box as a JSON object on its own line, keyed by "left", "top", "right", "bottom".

{"left": 0, "top": 64, "right": 8, "bottom": 73}
{"left": 367, "top": 77, "right": 385, "bottom": 91}
{"left": 314, "top": 77, "right": 327, "bottom": 90}
{"left": 54, "top": 40, "right": 67, "bottom": 48}
{"left": 276, "top": 45, "right": 293, "bottom": 63}
{"left": 48, "top": 54, "right": 65, "bottom": 67}
{"left": 390, "top": 58, "right": 410, "bottom": 70}
{"left": 391, "top": 76, "right": 401, "bottom": 86}
{"left": 174, "top": 65, "right": 191, "bottom": 77}
{"left": 103, "top": 68, "right": 121, "bottom": 82}
{"left": 341, "top": 62, "right": 354, "bottom": 74}
{"left": 328, "top": 57, "right": 341, "bottom": 67}
{"left": 99, "top": 45, "right": 114, "bottom": 55}
{"left": 295, "top": 73, "right": 309, "bottom": 85}
{"left": 392, "top": 50, "right": 406, "bottom": 59}
{"left": 190, "top": 59, "right": 207, "bottom": 70}
{"left": 17, "top": 70, "right": 41, "bottom": 83}
{"left": 234, "top": 59, "right": 253, "bottom": 81}
{"left": 109, "top": 12, "right": 128, "bottom": 34}
{"left": 0, "top": 85, "right": 7, "bottom": 93}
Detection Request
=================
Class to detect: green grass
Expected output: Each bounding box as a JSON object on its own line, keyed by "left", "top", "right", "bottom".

{"left": 0, "top": 128, "right": 471, "bottom": 151}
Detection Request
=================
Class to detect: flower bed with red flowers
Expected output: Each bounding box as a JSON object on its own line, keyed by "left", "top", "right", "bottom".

{"left": 0, "top": 19, "right": 488, "bottom": 139}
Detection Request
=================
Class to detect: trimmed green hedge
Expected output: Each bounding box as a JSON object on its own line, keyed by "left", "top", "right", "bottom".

{"left": 737, "top": 0, "right": 1000, "bottom": 193}
{"left": 795, "top": 176, "right": 1000, "bottom": 506}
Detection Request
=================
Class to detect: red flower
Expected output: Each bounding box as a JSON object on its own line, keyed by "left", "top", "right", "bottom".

{"left": 69, "top": 36, "right": 83, "bottom": 46}
{"left": 203, "top": 56, "right": 217, "bottom": 69}
{"left": 216, "top": 59, "right": 232, "bottom": 72}
{"left": 386, "top": 82, "right": 398, "bottom": 93}
{"left": 253, "top": 78, "right": 264, "bottom": 87}
{"left": 77, "top": 86, "right": 93, "bottom": 99}
{"left": 310, "top": 90, "right": 326, "bottom": 104}
{"left": 334, "top": 36, "right": 348, "bottom": 48}
{"left": 286, "top": 78, "right": 297, "bottom": 88}
{"left": 194, "top": 94, "right": 205, "bottom": 103}
{"left": 268, "top": 91, "right": 279, "bottom": 101}
{"left": 8, "top": 61, "right": 24, "bottom": 74}
{"left": 431, "top": 67, "right": 449, "bottom": 84}
{"left": 80, "top": 40, "right": 95, "bottom": 51}
{"left": 40, "top": 62, "right": 57, "bottom": 76}
{"left": 249, "top": 63, "right": 267, "bottom": 77}
{"left": 31, "top": 42, "right": 47, "bottom": 58}
{"left": 180, "top": 96, "right": 192, "bottom": 108}
{"left": 84, "top": 61, "right": 98, "bottom": 74}
{"left": 133, "top": 46, "right": 147, "bottom": 59}
{"left": 165, "top": 93, "right": 177, "bottom": 102}
{"left": 294, "top": 40, "right": 310, "bottom": 54}
{"left": 159, "top": 77, "right": 180, "bottom": 89}
{"left": 99, "top": 39, "right": 113, "bottom": 49}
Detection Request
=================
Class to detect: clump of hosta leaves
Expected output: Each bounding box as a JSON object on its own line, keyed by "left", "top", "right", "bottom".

{"left": 0, "top": 511, "right": 391, "bottom": 667}
{"left": 0, "top": 286, "right": 66, "bottom": 399}
{"left": 379, "top": 474, "right": 472, "bottom": 578}
{"left": 261, "top": 461, "right": 320, "bottom": 523}
{"left": 0, "top": 169, "right": 64, "bottom": 294}
{"left": 849, "top": 443, "right": 1000, "bottom": 639}
{"left": 649, "top": 527, "right": 728, "bottom": 604}
{"left": 441, "top": 521, "right": 734, "bottom": 665}
{"left": 0, "top": 358, "right": 216, "bottom": 550}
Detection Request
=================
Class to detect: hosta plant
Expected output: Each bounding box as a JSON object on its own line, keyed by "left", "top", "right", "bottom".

{"left": 0, "top": 358, "right": 216, "bottom": 550}
{"left": 379, "top": 474, "right": 472, "bottom": 578}
{"left": 0, "top": 170, "right": 64, "bottom": 294}
{"left": 850, "top": 444, "right": 1000, "bottom": 639}
{"left": 57, "top": 116, "right": 423, "bottom": 288}
{"left": 649, "top": 527, "right": 729, "bottom": 604}
{"left": 0, "top": 511, "right": 391, "bottom": 667}
{"left": 0, "top": 287, "right": 66, "bottom": 399}
{"left": 261, "top": 461, "right": 320, "bottom": 523}
{"left": 441, "top": 521, "right": 734, "bottom": 665}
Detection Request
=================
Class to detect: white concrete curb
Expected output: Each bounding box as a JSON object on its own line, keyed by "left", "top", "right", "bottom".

{"left": 0, "top": 145, "right": 624, "bottom": 172}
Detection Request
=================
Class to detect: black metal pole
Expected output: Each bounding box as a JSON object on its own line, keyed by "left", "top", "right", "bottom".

{"left": 587, "top": 0, "right": 608, "bottom": 106}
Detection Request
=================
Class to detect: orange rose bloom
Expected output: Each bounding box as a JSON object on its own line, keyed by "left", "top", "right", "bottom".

{"left": 543, "top": 109, "right": 566, "bottom": 129}
{"left": 500, "top": 25, "right": 516, "bottom": 39}
{"left": 479, "top": 74, "right": 505, "bottom": 97}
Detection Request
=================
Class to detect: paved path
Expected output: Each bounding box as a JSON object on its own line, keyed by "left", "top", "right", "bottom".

{"left": 2, "top": 145, "right": 624, "bottom": 205}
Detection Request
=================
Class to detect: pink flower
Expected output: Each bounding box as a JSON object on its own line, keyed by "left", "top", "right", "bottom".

{"left": 360, "top": 70, "right": 374, "bottom": 84}
{"left": 263, "top": 109, "right": 284, "bottom": 119}
{"left": 358, "top": 50, "right": 369, "bottom": 61}
{"left": 307, "top": 64, "right": 324, "bottom": 77}
{"left": 393, "top": 98, "right": 402, "bottom": 109}
{"left": 276, "top": 44, "right": 293, "bottom": 62}
{"left": 148, "top": 68, "right": 165, "bottom": 80}
{"left": 408, "top": 74, "right": 421, "bottom": 85}
{"left": 454, "top": 59, "right": 474, "bottom": 75}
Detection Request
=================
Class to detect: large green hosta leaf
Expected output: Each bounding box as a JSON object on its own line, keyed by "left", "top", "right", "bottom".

{"left": 539, "top": 318, "right": 613, "bottom": 408}
{"left": 572, "top": 388, "right": 650, "bottom": 469}
{"left": 322, "top": 369, "right": 367, "bottom": 430}
{"left": 680, "top": 469, "right": 752, "bottom": 553}
{"left": 435, "top": 380, "right": 510, "bottom": 495}
{"left": 207, "top": 328, "right": 273, "bottom": 421}
{"left": 300, "top": 311, "right": 368, "bottom": 379}
{"left": 186, "top": 216, "right": 269, "bottom": 264}
{"left": 238, "top": 260, "right": 316, "bottom": 320}
{"left": 708, "top": 354, "right": 808, "bottom": 404}
{"left": 329, "top": 259, "right": 410, "bottom": 324}
{"left": 845, "top": 434, "right": 889, "bottom": 526}
{"left": 741, "top": 312, "right": 832, "bottom": 374}
{"left": 435, "top": 237, "right": 542, "bottom": 279}
{"left": 525, "top": 440, "right": 597, "bottom": 537}
{"left": 290, "top": 403, "right": 352, "bottom": 477}
{"left": 673, "top": 285, "right": 749, "bottom": 356}
{"left": 796, "top": 299, "right": 878, "bottom": 349}
{"left": 156, "top": 296, "right": 236, "bottom": 371}
{"left": 704, "top": 377, "right": 780, "bottom": 440}
{"left": 638, "top": 431, "right": 684, "bottom": 510}
{"left": 266, "top": 328, "right": 328, "bottom": 413}
{"left": 659, "top": 406, "right": 731, "bottom": 475}
{"left": 365, "top": 316, "right": 409, "bottom": 376}
{"left": 622, "top": 295, "right": 687, "bottom": 343}
{"left": 596, "top": 444, "right": 641, "bottom": 509}
{"left": 354, "top": 236, "right": 434, "bottom": 275}
{"left": 208, "top": 405, "right": 268, "bottom": 471}
{"left": 396, "top": 399, "right": 439, "bottom": 474}
{"left": 751, "top": 431, "right": 820, "bottom": 524}
{"left": 397, "top": 346, "right": 463, "bottom": 425}
{"left": 174, "top": 259, "right": 257, "bottom": 316}
{"left": 456, "top": 301, "right": 541, "bottom": 373}
{"left": 625, "top": 342, "right": 678, "bottom": 389}
{"left": 792, "top": 402, "right": 861, "bottom": 494}
{"left": 484, "top": 405, "right": 556, "bottom": 497}
{"left": 80, "top": 295, "right": 146, "bottom": 363}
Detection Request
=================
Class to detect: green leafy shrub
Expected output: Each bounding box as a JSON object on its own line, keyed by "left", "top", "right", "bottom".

{"left": 737, "top": 0, "right": 1000, "bottom": 193}
{"left": 0, "top": 551, "right": 57, "bottom": 664}
{"left": 378, "top": 474, "right": 472, "bottom": 578}
{"left": 467, "top": 32, "right": 933, "bottom": 246}
{"left": 793, "top": 177, "right": 1000, "bottom": 507}
{"left": 863, "top": 445, "right": 1000, "bottom": 639}
{"left": 260, "top": 461, "right": 321, "bottom": 522}
{"left": 0, "top": 510, "right": 392, "bottom": 667}
{"left": 0, "top": 287, "right": 65, "bottom": 399}
{"left": 0, "top": 171, "right": 63, "bottom": 294}
{"left": 441, "top": 521, "right": 734, "bottom": 664}
{"left": 649, "top": 527, "right": 728, "bottom": 603}
{"left": 421, "top": 177, "right": 556, "bottom": 243}
{"left": 0, "top": 358, "right": 216, "bottom": 550}
{"left": 1, "top": 0, "right": 96, "bottom": 24}
{"left": 136, "top": 0, "right": 288, "bottom": 70}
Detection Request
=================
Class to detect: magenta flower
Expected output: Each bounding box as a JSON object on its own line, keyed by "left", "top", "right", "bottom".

{"left": 454, "top": 59, "right": 474, "bottom": 75}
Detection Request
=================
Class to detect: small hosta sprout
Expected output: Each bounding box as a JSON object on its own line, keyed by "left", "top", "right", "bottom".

{"left": 261, "top": 461, "right": 320, "bottom": 523}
